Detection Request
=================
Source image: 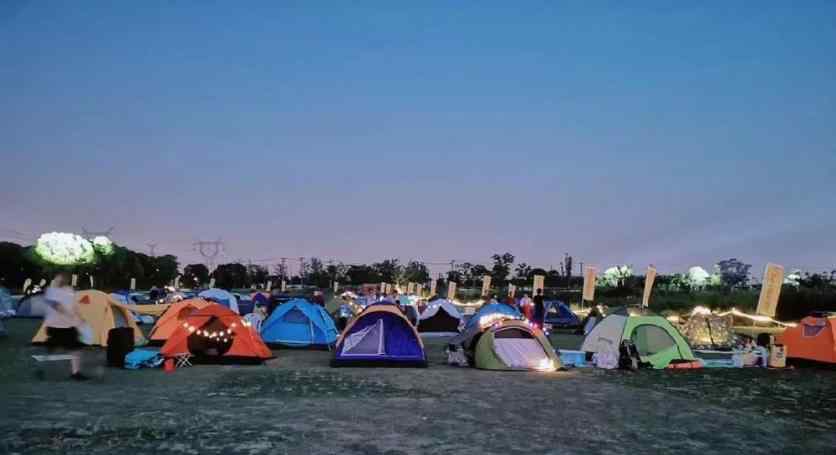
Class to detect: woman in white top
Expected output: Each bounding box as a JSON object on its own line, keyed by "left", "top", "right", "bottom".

{"left": 43, "top": 273, "right": 88, "bottom": 380}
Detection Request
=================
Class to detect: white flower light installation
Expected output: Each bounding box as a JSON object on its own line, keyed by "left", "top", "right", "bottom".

{"left": 34, "top": 232, "right": 95, "bottom": 266}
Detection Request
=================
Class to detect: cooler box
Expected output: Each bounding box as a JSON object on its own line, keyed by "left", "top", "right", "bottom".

{"left": 558, "top": 349, "right": 587, "bottom": 367}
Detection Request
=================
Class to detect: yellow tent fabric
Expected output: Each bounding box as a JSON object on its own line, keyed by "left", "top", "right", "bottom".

{"left": 32, "top": 290, "right": 146, "bottom": 346}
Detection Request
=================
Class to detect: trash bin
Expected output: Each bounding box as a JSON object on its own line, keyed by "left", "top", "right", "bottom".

{"left": 106, "top": 327, "right": 134, "bottom": 368}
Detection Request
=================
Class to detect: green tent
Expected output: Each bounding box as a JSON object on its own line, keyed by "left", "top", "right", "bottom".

{"left": 581, "top": 313, "right": 695, "bottom": 369}
{"left": 473, "top": 320, "right": 560, "bottom": 371}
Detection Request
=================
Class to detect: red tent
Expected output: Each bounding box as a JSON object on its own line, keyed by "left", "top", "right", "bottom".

{"left": 161, "top": 304, "right": 273, "bottom": 363}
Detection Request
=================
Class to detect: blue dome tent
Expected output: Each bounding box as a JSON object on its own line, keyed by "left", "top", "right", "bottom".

{"left": 544, "top": 301, "right": 581, "bottom": 328}
{"left": 260, "top": 298, "right": 338, "bottom": 348}
{"left": 198, "top": 288, "right": 239, "bottom": 314}
{"left": 464, "top": 302, "right": 522, "bottom": 331}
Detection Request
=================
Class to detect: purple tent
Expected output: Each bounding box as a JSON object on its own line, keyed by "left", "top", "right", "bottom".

{"left": 332, "top": 305, "right": 426, "bottom": 367}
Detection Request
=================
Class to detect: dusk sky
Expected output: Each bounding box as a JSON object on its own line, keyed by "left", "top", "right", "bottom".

{"left": 2, "top": 1, "right": 835, "bottom": 277}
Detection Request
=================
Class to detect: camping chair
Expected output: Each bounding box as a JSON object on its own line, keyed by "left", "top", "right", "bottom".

{"left": 174, "top": 352, "right": 193, "bottom": 368}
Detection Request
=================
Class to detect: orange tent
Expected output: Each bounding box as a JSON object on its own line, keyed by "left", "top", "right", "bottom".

{"left": 160, "top": 304, "right": 273, "bottom": 363}
{"left": 32, "top": 290, "right": 145, "bottom": 346}
{"left": 147, "top": 298, "right": 211, "bottom": 344}
{"left": 776, "top": 315, "right": 836, "bottom": 364}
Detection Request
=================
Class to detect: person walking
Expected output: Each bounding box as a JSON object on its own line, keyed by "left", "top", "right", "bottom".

{"left": 43, "top": 273, "right": 88, "bottom": 380}
{"left": 533, "top": 289, "right": 545, "bottom": 329}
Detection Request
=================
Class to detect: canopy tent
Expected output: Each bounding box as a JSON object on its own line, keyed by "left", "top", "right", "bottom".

{"left": 332, "top": 305, "right": 426, "bottom": 367}
{"left": 147, "top": 298, "right": 211, "bottom": 344}
{"left": 160, "top": 304, "right": 272, "bottom": 364}
{"left": 581, "top": 314, "right": 695, "bottom": 369}
{"left": 15, "top": 293, "right": 49, "bottom": 318}
{"left": 777, "top": 314, "right": 836, "bottom": 364}
{"left": 418, "top": 299, "right": 462, "bottom": 334}
{"left": 261, "top": 298, "right": 339, "bottom": 348}
{"left": 544, "top": 301, "right": 581, "bottom": 328}
{"left": 32, "top": 290, "right": 146, "bottom": 347}
{"left": 472, "top": 319, "right": 560, "bottom": 371}
{"left": 464, "top": 302, "right": 522, "bottom": 331}
{"left": 680, "top": 312, "right": 734, "bottom": 350}
{"left": 198, "top": 288, "right": 240, "bottom": 314}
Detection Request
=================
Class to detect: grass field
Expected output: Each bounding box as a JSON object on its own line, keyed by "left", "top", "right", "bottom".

{"left": 1, "top": 318, "right": 835, "bottom": 454}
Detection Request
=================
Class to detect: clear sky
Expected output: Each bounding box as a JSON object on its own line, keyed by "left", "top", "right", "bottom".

{"left": 1, "top": 1, "right": 835, "bottom": 277}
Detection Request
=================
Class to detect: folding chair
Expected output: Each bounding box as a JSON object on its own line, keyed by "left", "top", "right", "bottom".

{"left": 174, "top": 352, "right": 192, "bottom": 368}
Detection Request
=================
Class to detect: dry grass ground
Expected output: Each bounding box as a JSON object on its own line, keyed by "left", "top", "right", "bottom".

{"left": 1, "top": 319, "right": 834, "bottom": 454}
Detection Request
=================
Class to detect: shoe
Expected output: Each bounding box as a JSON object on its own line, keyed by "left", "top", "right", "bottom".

{"left": 70, "top": 373, "right": 90, "bottom": 381}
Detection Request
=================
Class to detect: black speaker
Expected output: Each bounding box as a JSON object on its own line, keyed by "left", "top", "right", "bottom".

{"left": 107, "top": 327, "right": 134, "bottom": 368}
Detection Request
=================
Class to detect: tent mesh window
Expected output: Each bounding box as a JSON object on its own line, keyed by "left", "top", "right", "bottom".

{"left": 282, "top": 308, "right": 309, "bottom": 324}
{"left": 803, "top": 324, "right": 826, "bottom": 338}
{"left": 494, "top": 327, "right": 534, "bottom": 339}
{"left": 631, "top": 324, "right": 676, "bottom": 356}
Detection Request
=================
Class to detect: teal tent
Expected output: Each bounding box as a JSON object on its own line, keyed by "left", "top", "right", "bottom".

{"left": 260, "top": 299, "right": 338, "bottom": 348}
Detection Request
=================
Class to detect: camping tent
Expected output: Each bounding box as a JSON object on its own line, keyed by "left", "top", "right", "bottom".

{"left": 776, "top": 314, "right": 836, "bottom": 364}
{"left": 198, "top": 288, "right": 240, "bottom": 314}
{"left": 464, "top": 302, "right": 522, "bottom": 331}
{"left": 235, "top": 293, "right": 254, "bottom": 316}
{"left": 680, "top": 312, "right": 734, "bottom": 349}
{"left": 581, "top": 313, "right": 695, "bottom": 369}
{"left": 0, "top": 288, "right": 14, "bottom": 317}
{"left": 147, "top": 298, "right": 211, "bottom": 344}
{"left": 418, "top": 299, "right": 462, "bottom": 334}
{"left": 260, "top": 298, "right": 339, "bottom": 348}
{"left": 15, "top": 293, "right": 49, "bottom": 318}
{"left": 472, "top": 319, "right": 560, "bottom": 371}
{"left": 160, "top": 304, "right": 272, "bottom": 363}
{"left": 332, "top": 305, "right": 427, "bottom": 367}
{"left": 32, "top": 290, "right": 146, "bottom": 347}
{"left": 544, "top": 301, "right": 581, "bottom": 328}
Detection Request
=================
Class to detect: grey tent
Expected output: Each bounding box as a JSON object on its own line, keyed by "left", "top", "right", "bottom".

{"left": 15, "top": 294, "right": 49, "bottom": 318}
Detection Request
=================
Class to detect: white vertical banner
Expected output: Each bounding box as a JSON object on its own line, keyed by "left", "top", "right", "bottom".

{"left": 416, "top": 284, "right": 423, "bottom": 296}
{"left": 481, "top": 275, "right": 492, "bottom": 297}
{"left": 281, "top": 280, "right": 287, "bottom": 292}
{"left": 23, "top": 278, "right": 32, "bottom": 293}
{"left": 447, "top": 281, "right": 457, "bottom": 300}
{"left": 533, "top": 275, "right": 545, "bottom": 295}
{"left": 89, "top": 275, "right": 94, "bottom": 288}
{"left": 174, "top": 275, "right": 181, "bottom": 289}
{"left": 266, "top": 280, "right": 272, "bottom": 291}
{"left": 71, "top": 274, "right": 78, "bottom": 288}
{"left": 430, "top": 280, "right": 437, "bottom": 297}
{"left": 130, "top": 278, "right": 136, "bottom": 290}
{"left": 757, "top": 263, "right": 784, "bottom": 317}
{"left": 642, "top": 266, "right": 657, "bottom": 309}
{"left": 209, "top": 277, "right": 216, "bottom": 288}
{"left": 582, "top": 267, "right": 597, "bottom": 302}
{"left": 508, "top": 284, "right": 516, "bottom": 298}
{"left": 385, "top": 283, "right": 392, "bottom": 294}
{"left": 380, "top": 282, "right": 386, "bottom": 294}
{"left": 333, "top": 281, "right": 339, "bottom": 293}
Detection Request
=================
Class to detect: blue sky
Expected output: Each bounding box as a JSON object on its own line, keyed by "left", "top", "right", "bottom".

{"left": 1, "top": 1, "right": 835, "bottom": 276}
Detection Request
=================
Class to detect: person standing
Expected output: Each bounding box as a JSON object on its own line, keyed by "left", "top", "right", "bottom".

{"left": 533, "top": 289, "right": 545, "bottom": 329}
{"left": 43, "top": 273, "right": 88, "bottom": 380}
{"left": 520, "top": 293, "right": 533, "bottom": 321}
